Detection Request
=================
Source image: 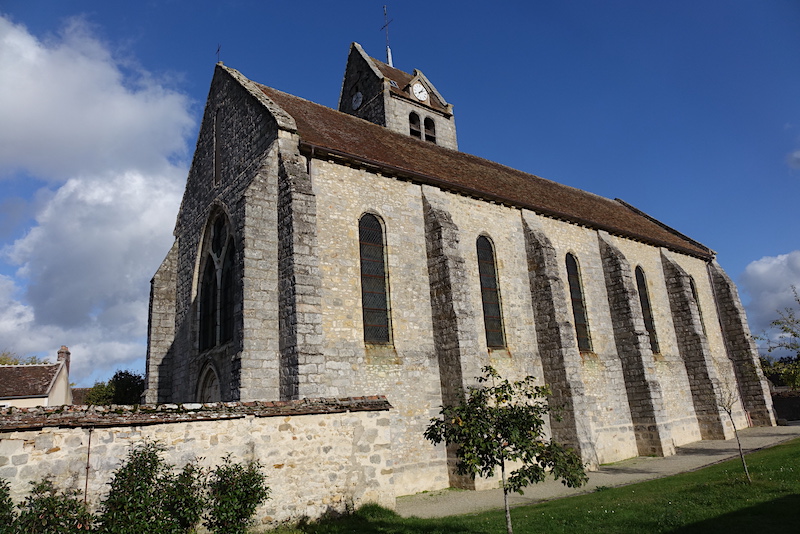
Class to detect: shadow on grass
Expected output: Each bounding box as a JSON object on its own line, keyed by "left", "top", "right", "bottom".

{"left": 667, "top": 494, "right": 800, "bottom": 533}
{"left": 293, "top": 503, "right": 493, "bottom": 534}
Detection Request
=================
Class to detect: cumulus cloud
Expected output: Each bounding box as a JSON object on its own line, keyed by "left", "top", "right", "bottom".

{"left": 740, "top": 250, "right": 800, "bottom": 352}
{"left": 0, "top": 15, "right": 193, "bottom": 385}
{"left": 0, "top": 16, "right": 194, "bottom": 181}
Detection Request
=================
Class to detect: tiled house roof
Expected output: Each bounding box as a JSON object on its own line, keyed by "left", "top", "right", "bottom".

{"left": 254, "top": 81, "right": 713, "bottom": 260}
{"left": 0, "top": 363, "right": 62, "bottom": 399}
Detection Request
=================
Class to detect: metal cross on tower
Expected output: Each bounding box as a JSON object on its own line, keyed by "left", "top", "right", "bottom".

{"left": 380, "top": 5, "right": 394, "bottom": 67}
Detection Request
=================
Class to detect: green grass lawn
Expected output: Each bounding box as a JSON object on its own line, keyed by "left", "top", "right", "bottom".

{"left": 273, "top": 437, "right": 800, "bottom": 533}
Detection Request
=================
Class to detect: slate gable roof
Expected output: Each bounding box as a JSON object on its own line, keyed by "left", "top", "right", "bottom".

{"left": 226, "top": 65, "right": 714, "bottom": 260}
{"left": 0, "top": 363, "right": 62, "bottom": 399}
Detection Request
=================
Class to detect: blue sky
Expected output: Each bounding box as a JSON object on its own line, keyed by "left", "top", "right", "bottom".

{"left": 1, "top": 1, "right": 799, "bottom": 385}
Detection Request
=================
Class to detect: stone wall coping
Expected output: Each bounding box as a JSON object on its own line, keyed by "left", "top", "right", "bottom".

{"left": 0, "top": 396, "right": 392, "bottom": 432}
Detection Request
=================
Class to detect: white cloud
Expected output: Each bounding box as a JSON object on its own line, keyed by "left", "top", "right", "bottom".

{"left": 740, "top": 250, "right": 800, "bottom": 350}
{"left": 0, "top": 16, "right": 194, "bottom": 181}
{"left": 0, "top": 15, "right": 193, "bottom": 385}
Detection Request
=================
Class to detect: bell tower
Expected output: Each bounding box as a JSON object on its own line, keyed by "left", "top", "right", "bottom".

{"left": 338, "top": 42, "right": 458, "bottom": 150}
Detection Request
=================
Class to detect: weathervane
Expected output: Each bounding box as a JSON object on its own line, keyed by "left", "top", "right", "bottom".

{"left": 380, "top": 5, "right": 393, "bottom": 67}
{"left": 216, "top": 44, "right": 221, "bottom": 63}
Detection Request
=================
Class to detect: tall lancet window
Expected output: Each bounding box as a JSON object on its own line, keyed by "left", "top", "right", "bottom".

{"left": 199, "top": 213, "right": 236, "bottom": 351}
{"left": 359, "top": 213, "right": 391, "bottom": 344}
{"left": 635, "top": 266, "right": 660, "bottom": 354}
{"left": 477, "top": 236, "right": 505, "bottom": 348}
{"left": 689, "top": 276, "right": 706, "bottom": 335}
{"left": 566, "top": 253, "right": 593, "bottom": 352}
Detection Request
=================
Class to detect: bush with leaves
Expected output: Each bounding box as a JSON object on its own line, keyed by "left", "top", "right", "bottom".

{"left": 12, "top": 478, "right": 94, "bottom": 534}
{"left": 0, "top": 478, "right": 15, "bottom": 533}
{"left": 98, "top": 440, "right": 204, "bottom": 534}
{"left": 163, "top": 461, "right": 206, "bottom": 531}
{"left": 425, "top": 366, "right": 587, "bottom": 534}
{"left": 204, "top": 455, "right": 270, "bottom": 534}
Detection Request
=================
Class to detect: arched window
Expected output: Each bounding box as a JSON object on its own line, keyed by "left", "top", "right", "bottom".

{"left": 635, "top": 266, "right": 660, "bottom": 354}
{"left": 477, "top": 236, "right": 505, "bottom": 348}
{"left": 566, "top": 253, "right": 592, "bottom": 352}
{"left": 199, "top": 213, "right": 236, "bottom": 351}
{"left": 689, "top": 276, "right": 706, "bottom": 334}
{"left": 409, "top": 112, "right": 422, "bottom": 139}
{"left": 197, "top": 364, "right": 221, "bottom": 403}
{"left": 424, "top": 117, "right": 436, "bottom": 144}
{"left": 359, "top": 213, "right": 391, "bottom": 343}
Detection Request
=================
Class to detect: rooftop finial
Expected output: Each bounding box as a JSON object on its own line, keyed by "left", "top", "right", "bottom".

{"left": 381, "top": 5, "right": 393, "bottom": 67}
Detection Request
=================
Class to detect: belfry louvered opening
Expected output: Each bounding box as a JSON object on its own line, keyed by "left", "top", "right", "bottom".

{"left": 477, "top": 236, "right": 505, "bottom": 348}
{"left": 359, "top": 213, "right": 391, "bottom": 343}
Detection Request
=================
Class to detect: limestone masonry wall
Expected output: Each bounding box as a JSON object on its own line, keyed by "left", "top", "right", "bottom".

{"left": 0, "top": 397, "right": 394, "bottom": 527}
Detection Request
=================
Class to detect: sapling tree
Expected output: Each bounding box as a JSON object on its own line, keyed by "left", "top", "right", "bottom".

{"left": 716, "top": 373, "right": 752, "bottom": 484}
{"left": 424, "top": 366, "right": 587, "bottom": 534}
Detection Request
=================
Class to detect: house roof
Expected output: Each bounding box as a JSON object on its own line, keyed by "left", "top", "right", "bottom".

{"left": 0, "top": 363, "right": 63, "bottom": 399}
{"left": 228, "top": 65, "right": 713, "bottom": 260}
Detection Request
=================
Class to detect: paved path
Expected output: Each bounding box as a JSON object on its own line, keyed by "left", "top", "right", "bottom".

{"left": 395, "top": 424, "right": 800, "bottom": 518}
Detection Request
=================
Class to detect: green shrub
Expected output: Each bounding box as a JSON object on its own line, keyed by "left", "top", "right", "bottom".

{"left": 204, "top": 455, "right": 270, "bottom": 534}
{"left": 98, "top": 440, "right": 203, "bottom": 534}
{"left": 163, "top": 460, "right": 206, "bottom": 531}
{"left": 0, "top": 478, "right": 15, "bottom": 534}
{"left": 13, "top": 478, "right": 94, "bottom": 534}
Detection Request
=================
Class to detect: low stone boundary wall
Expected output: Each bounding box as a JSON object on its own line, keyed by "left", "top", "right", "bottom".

{"left": 772, "top": 392, "right": 800, "bottom": 422}
{"left": 0, "top": 397, "right": 394, "bottom": 527}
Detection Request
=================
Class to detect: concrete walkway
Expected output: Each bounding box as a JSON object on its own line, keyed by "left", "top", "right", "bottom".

{"left": 396, "top": 424, "right": 800, "bottom": 518}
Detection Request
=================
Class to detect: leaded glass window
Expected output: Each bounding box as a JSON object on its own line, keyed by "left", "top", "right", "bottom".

{"left": 635, "top": 266, "right": 660, "bottom": 354}
{"left": 199, "top": 213, "right": 236, "bottom": 351}
{"left": 359, "top": 214, "right": 391, "bottom": 343}
{"left": 477, "top": 236, "right": 505, "bottom": 348}
{"left": 566, "top": 253, "right": 592, "bottom": 352}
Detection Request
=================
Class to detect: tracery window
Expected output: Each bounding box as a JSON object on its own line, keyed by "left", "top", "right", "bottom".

{"left": 477, "top": 236, "right": 505, "bottom": 348}
{"left": 635, "top": 266, "right": 660, "bottom": 354}
{"left": 199, "top": 213, "right": 236, "bottom": 351}
{"left": 566, "top": 253, "right": 593, "bottom": 352}
{"left": 409, "top": 112, "right": 422, "bottom": 139}
{"left": 359, "top": 213, "right": 391, "bottom": 344}
{"left": 424, "top": 117, "right": 436, "bottom": 143}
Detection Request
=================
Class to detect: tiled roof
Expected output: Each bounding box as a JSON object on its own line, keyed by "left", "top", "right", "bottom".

{"left": 0, "top": 364, "right": 61, "bottom": 399}
{"left": 370, "top": 57, "right": 449, "bottom": 113}
{"left": 251, "top": 78, "right": 712, "bottom": 260}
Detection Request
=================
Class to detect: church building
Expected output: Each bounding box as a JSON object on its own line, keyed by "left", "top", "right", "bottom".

{"left": 145, "top": 42, "right": 775, "bottom": 495}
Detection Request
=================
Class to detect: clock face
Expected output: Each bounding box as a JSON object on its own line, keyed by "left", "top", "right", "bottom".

{"left": 351, "top": 91, "right": 363, "bottom": 110}
{"left": 412, "top": 82, "right": 428, "bottom": 101}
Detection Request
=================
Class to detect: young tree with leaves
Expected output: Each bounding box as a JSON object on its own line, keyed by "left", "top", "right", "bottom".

{"left": 424, "top": 366, "right": 587, "bottom": 534}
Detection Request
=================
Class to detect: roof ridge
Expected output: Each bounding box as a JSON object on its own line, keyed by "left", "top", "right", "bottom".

{"left": 243, "top": 69, "right": 713, "bottom": 260}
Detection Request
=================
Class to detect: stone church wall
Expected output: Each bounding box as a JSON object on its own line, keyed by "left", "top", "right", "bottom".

{"left": 155, "top": 66, "right": 283, "bottom": 403}
{"left": 310, "top": 161, "right": 449, "bottom": 495}
{"left": 0, "top": 398, "right": 394, "bottom": 527}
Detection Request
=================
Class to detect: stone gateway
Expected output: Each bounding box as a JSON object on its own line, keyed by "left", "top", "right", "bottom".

{"left": 145, "top": 43, "right": 775, "bottom": 496}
